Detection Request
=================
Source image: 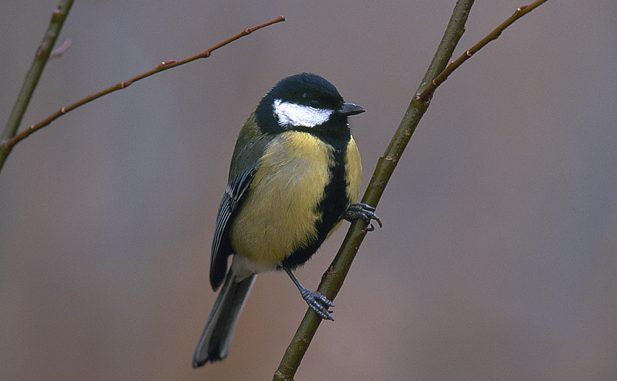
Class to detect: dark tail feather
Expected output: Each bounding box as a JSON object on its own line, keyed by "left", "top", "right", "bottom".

{"left": 192, "top": 270, "right": 255, "bottom": 368}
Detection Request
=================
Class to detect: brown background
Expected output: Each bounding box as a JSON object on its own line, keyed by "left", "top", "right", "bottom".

{"left": 1, "top": 1, "right": 616, "bottom": 380}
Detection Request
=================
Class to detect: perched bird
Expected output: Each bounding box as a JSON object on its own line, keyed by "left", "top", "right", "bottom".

{"left": 192, "top": 73, "right": 380, "bottom": 368}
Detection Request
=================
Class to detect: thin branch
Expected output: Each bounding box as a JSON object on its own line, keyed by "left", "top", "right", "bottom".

{"left": 418, "top": 0, "right": 548, "bottom": 102}
{"left": 0, "top": 15, "right": 286, "bottom": 158}
{"left": 273, "top": 0, "right": 549, "bottom": 379}
{"left": 0, "top": 0, "right": 74, "bottom": 171}
{"left": 273, "top": 0, "right": 476, "bottom": 379}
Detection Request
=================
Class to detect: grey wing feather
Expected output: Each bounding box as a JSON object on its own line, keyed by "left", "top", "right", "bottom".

{"left": 209, "top": 114, "right": 272, "bottom": 290}
{"left": 209, "top": 167, "right": 256, "bottom": 290}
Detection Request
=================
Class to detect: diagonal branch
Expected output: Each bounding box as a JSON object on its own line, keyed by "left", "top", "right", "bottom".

{"left": 0, "top": 15, "right": 286, "bottom": 169}
{"left": 273, "top": 0, "right": 549, "bottom": 379}
{"left": 418, "top": 0, "right": 548, "bottom": 102}
{"left": 0, "top": 0, "right": 74, "bottom": 171}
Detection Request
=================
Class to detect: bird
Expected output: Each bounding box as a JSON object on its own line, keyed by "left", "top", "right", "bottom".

{"left": 192, "top": 73, "right": 380, "bottom": 368}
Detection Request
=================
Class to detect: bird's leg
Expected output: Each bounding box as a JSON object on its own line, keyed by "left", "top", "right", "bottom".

{"left": 284, "top": 267, "right": 334, "bottom": 321}
{"left": 344, "top": 203, "right": 382, "bottom": 232}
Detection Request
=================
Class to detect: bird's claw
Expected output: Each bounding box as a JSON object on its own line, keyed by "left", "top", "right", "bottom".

{"left": 300, "top": 289, "right": 334, "bottom": 321}
{"left": 345, "top": 203, "right": 382, "bottom": 232}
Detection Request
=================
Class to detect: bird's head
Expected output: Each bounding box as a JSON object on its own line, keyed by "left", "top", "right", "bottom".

{"left": 256, "top": 73, "right": 364, "bottom": 136}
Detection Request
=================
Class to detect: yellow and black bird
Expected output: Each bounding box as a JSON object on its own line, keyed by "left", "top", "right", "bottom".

{"left": 192, "top": 73, "right": 380, "bottom": 367}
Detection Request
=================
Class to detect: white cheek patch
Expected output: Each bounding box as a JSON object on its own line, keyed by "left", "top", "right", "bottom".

{"left": 273, "top": 99, "right": 333, "bottom": 128}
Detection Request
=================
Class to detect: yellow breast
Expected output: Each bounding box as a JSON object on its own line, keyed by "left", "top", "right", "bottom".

{"left": 230, "top": 131, "right": 334, "bottom": 269}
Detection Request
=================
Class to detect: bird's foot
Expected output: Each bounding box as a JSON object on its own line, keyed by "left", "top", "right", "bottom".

{"left": 345, "top": 203, "right": 382, "bottom": 232}
{"left": 300, "top": 288, "right": 334, "bottom": 321}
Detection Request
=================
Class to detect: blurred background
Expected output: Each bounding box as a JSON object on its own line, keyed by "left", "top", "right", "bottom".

{"left": 1, "top": 1, "right": 616, "bottom": 380}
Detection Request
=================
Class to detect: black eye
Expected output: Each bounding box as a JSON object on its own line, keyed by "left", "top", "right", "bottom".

{"left": 301, "top": 92, "right": 308, "bottom": 99}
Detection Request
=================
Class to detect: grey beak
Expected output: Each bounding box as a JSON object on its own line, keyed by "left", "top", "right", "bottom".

{"left": 338, "top": 102, "right": 365, "bottom": 116}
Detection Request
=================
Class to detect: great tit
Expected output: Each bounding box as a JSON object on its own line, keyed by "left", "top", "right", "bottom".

{"left": 192, "top": 73, "right": 380, "bottom": 368}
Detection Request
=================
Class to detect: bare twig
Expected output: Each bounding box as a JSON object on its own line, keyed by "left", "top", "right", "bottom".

{"left": 0, "top": 0, "right": 74, "bottom": 171}
{"left": 49, "top": 38, "right": 73, "bottom": 59}
{"left": 0, "top": 15, "right": 285, "bottom": 161}
{"left": 273, "top": 0, "right": 549, "bottom": 379}
{"left": 418, "top": 0, "right": 548, "bottom": 102}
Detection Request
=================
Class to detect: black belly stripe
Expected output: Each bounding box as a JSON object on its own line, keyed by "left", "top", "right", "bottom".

{"left": 282, "top": 134, "right": 350, "bottom": 269}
